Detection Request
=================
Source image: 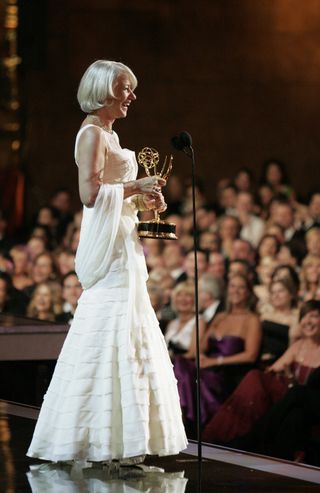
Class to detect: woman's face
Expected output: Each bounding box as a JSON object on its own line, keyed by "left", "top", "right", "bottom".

{"left": 33, "top": 255, "right": 53, "bottom": 283}
{"left": 259, "top": 237, "right": 278, "bottom": 258}
{"left": 305, "top": 262, "right": 320, "bottom": 284}
{"left": 37, "top": 207, "right": 54, "bottom": 226}
{"left": 105, "top": 74, "right": 136, "bottom": 120}
{"left": 235, "top": 171, "right": 251, "bottom": 192}
{"left": 258, "top": 185, "right": 273, "bottom": 206}
{"left": 277, "top": 245, "right": 296, "bottom": 267}
{"left": 300, "top": 310, "right": 320, "bottom": 338}
{"left": 270, "top": 282, "right": 292, "bottom": 310}
{"left": 34, "top": 285, "right": 52, "bottom": 313}
{"left": 227, "top": 276, "right": 248, "bottom": 307}
{"left": 307, "top": 233, "right": 320, "bottom": 256}
{"left": 266, "top": 163, "right": 282, "bottom": 186}
{"left": 174, "top": 290, "right": 194, "bottom": 313}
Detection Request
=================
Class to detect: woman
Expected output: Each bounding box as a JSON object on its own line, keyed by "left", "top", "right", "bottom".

{"left": 173, "top": 274, "right": 261, "bottom": 428}
{"left": 299, "top": 255, "right": 320, "bottom": 303}
{"left": 165, "top": 281, "right": 206, "bottom": 356}
{"left": 203, "top": 300, "right": 320, "bottom": 445}
{"left": 27, "top": 282, "right": 62, "bottom": 322}
{"left": 27, "top": 60, "right": 187, "bottom": 463}
{"left": 260, "top": 159, "right": 293, "bottom": 198}
{"left": 259, "top": 278, "right": 300, "bottom": 362}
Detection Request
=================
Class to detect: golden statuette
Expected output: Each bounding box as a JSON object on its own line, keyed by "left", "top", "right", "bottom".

{"left": 137, "top": 147, "right": 177, "bottom": 240}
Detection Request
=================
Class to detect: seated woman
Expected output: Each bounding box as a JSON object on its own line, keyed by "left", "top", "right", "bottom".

{"left": 259, "top": 278, "right": 300, "bottom": 363}
{"left": 173, "top": 273, "right": 261, "bottom": 429}
{"left": 27, "top": 281, "right": 62, "bottom": 322}
{"left": 165, "top": 281, "right": 206, "bottom": 356}
{"left": 203, "top": 299, "right": 320, "bottom": 445}
{"left": 299, "top": 255, "right": 320, "bottom": 303}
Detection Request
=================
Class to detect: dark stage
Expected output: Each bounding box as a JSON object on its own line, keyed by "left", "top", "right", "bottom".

{"left": 1, "top": 400, "right": 320, "bottom": 493}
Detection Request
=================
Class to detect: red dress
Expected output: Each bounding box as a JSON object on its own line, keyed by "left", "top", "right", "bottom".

{"left": 203, "top": 363, "right": 314, "bottom": 444}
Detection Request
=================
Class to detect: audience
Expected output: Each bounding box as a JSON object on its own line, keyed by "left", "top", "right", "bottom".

{"left": 173, "top": 274, "right": 261, "bottom": 429}
{"left": 2, "top": 159, "right": 320, "bottom": 465}
{"left": 203, "top": 300, "right": 320, "bottom": 447}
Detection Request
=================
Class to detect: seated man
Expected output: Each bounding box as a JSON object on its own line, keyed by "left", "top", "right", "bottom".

{"left": 56, "top": 271, "right": 82, "bottom": 324}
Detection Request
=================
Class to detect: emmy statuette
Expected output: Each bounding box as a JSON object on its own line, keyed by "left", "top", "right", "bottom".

{"left": 137, "top": 147, "right": 177, "bottom": 240}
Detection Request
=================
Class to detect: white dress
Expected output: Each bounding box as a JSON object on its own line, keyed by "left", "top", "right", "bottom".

{"left": 27, "top": 125, "right": 187, "bottom": 462}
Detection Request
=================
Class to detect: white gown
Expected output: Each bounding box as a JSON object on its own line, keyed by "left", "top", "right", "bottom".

{"left": 27, "top": 125, "right": 188, "bottom": 462}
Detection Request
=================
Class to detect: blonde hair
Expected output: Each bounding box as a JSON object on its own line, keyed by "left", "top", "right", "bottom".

{"left": 300, "top": 255, "right": 320, "bottom": 292}
{"left": 27, "top": 281, "right": 62, "bottom": 321}
{"left": 77, "top": 60, "right": 137, "bottom": 113}
{"left": 171, "top": 281, "right": 195, "bottom": 313}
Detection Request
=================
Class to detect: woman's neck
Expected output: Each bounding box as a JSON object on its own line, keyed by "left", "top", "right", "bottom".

{"left": 86, "top": 113, "right": 114, "bottom": 132}
{"left": 230, "top": 305, "right": 249, "bottom": 315}
{"left": 273, "top": 305, "right": 291, "bottom": 314}
{"left": 179, "top": 313, "right": 194, "bottom": 324}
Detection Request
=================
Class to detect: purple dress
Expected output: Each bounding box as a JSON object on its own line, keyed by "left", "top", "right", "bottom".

{"left": 173, "top": 335, "right": 244, "bottom": 425}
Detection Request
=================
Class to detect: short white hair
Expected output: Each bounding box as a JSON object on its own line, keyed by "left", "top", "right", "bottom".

{"left": 77, "top": 60, "right": 138, "bottom": 113}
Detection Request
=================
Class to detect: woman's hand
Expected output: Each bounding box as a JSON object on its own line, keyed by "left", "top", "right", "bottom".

{"left": 143, "top": 192, "right": 167, "bottom": 213}
{"left": 136, "top": 176, "right": 166, "bottom": 194}
{"left": 199, "top": 354, "right": 215, "bottom": 368}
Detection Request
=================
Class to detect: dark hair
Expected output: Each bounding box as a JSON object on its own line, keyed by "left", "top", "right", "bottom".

{"left": 186, "top": 248, "right": 210, "bottom": 263}
{"left": 271, "top": 264, "right": 300, "bottom": 292}
{"left": 233, "top": 167, "right": 254, "bottom": 190}
{"left": 61, "top": 270, "right": 78, "bottom": 286}
{"left": 281, "top": 240, "right": 307, "bottom": 266}
{"left": 235, "top": 167, "right": 254, "bottom": 181}
{"left": 257, "top": 234, "right": 281, "bottom": 256}
{"left": 227, "top": 273, "right": 257, "bottom": 312}
{"left": 260, "top": 159, "right": 290, "bottom": 186}
{"left": 0, "top": 271, "right": 13, "bottom": 290}
{"left": 229, "top": 258, "right": 251, "bottom": 273}
{"left": 299, "top": 299, "right": 320, "bottom": 321}
{"left": 270, "top": 277, "right": 298, "bottom": 307}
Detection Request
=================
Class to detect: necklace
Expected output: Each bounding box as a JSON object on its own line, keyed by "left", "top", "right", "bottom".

{"left": 101, "top": 125, "right": 113, "bottom": 134}
{"left": 87, "top": 115, "right": 113, "bottom": 134}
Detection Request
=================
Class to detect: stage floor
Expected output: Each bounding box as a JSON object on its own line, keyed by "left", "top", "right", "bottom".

{"left": 1, "top": 400, "right": 320, "bottom": 493}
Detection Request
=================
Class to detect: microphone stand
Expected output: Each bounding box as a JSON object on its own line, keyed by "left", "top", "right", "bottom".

{"left": 182, "top": 144, "right": 202, "bottom": 465}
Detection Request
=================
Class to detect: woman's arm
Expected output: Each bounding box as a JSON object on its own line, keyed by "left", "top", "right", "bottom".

{"left": 266, "top": 341, "right": 299, "bottom": 373}
{"left": 77, "top": 126, "right": 105, "bottom": 207}
{"left": 199, "top": 313, "right": 225, "bottom": 354}
{"left": 200, "top": 314, "right": 262, "bottom": 368}
{"left": 77, "top": 126, "right": 166, "bottom": 207}
{"left": 184, "top": 318, "right": 207, "bottom": 358}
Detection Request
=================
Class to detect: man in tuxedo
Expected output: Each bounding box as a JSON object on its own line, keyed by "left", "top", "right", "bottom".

{"left": 198, "top": 273, "right": 224, "bottom": 327}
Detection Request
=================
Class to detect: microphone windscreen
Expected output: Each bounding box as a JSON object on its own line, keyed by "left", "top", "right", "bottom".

{"left": 171, "top": 135, "right": 185, "bottom": 151}
{"left": 180, "top": 131, "right": 192, "bottom": 147}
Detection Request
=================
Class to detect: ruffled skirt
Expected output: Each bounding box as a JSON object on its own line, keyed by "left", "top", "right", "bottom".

{"left": 27, "top": 263, "right": 187, "bottom": 461}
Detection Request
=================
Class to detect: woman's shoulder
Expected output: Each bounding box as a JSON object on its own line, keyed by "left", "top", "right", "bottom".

{"left": 77, "top": 123, "right": 105, "bottom": 141}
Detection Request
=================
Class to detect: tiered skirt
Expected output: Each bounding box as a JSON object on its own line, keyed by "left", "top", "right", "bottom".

{"left": 27, "top": 268, "right": 187, "bottom": 461}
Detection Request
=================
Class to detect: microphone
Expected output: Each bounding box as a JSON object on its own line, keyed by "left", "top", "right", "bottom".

{"left": 171, "top": 131, "right": 193, "bottom": 152}
{"left": 170, "top": 129, "right": 201, "bottom": 463}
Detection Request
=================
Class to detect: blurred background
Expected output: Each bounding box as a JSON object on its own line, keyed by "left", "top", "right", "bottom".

{"left": 2, "top": 0, "right": 320, "bottom": 224}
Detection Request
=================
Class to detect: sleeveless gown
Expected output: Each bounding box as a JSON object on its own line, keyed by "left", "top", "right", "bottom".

{"left": 173, "top": 335, "right": 245, "bottom": 425}
{"left": 203, "top": 363, "right": 315, "bottom": 444}
{"left": 27, "top": 125, "right": 187, "bottom": 462}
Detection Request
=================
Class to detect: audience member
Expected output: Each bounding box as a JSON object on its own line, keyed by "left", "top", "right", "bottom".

{"left": 203, "top": 300, "right": 320, "bottom": 445}
{"left": 235, "top": 191, "right": 265, "bottom": 247}
{"left": 173, "top": 274, "right": 261, "bottom": 428}
{"left": 260, "top": 278, "right": 300, "bottom": 362}
{"left": 165, "top": 281, "right": 206, "bottom": 356}
{"left": 26, "top": 281, "right": 62, "bottom": 322}
{"left": 198, "top": 273, "right": 224, "bottom": 325}
{"left": 56, "top": 271, "right": 82, "bottom": 324}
